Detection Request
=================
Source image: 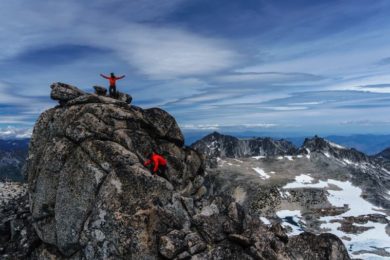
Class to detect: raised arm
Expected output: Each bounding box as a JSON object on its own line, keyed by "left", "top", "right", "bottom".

{"left": 116, "top": 75, "right": 125, "bottom": 80}
{"left": 100, "top": 74, "right": 109, "bottom": 79}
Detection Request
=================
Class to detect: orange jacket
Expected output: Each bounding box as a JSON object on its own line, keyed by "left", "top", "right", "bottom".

{"left": 144, "top": 153, "right": 167, "bottom": 173}
{"left": 100, "top": 74, "right": 125, "bottom": 87}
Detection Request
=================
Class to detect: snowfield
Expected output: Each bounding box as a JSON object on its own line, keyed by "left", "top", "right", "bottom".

{"left": 281, "top": 177, "right": 390, "bottom": 259}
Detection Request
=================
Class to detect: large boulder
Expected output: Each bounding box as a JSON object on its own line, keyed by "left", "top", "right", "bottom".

{"left": 23, "top": 83, "right": 350, "bottom": 259}
{"left": 51, "top": 82, "right": 86, "bottom": 103}
{"left": 93, "top": 86, "right": 107, "bottom": 96}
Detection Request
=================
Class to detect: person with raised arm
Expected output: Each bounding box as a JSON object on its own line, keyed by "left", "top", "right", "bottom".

{"left": 100, "top": 72, "right": 125, "bottom": 97}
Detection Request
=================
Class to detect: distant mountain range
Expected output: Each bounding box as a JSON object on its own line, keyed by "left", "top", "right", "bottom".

{"left": 185, "top": 131, "right": 390, "bottom": 155}
{"left": 191, "top": 131, "right": 296, "bottom": 158}
{"left": 0, "top": 139, "right": 29, "bottom": 181}
{"left": 2, "top": 131, "right": 390, "bottom": 181}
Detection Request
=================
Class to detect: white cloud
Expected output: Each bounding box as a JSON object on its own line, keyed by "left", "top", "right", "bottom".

{"left": 214, "top": 72, "right": 323, "bottom": 83}
{"left": 0, "top": 116, "right": 35, "bottom": 125}
{"left": 0, "top": 1, "right": 239, "bottom": 79}
{"left": 264, "top": 106, "right": 308, "bottom": 111}
{"left": 180, "top": 123, "right": 277, "bottom": 131}
{"left": 0, "top": 126, "right": 32, "bottom": 139}
{"left": 104, "top": 24, "right": 239, "bottom": 79}
{"left": 181, "top": 124, "right": 220, "bottom": 130}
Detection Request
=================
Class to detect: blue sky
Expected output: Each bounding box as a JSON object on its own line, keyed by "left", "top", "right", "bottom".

{"left": 1, "top": 0, "right": 390, "bottom": 138}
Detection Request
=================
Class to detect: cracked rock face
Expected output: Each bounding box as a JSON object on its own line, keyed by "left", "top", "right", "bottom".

{"left": 24, "top": 83, "right": 350, "bottom": 259}
{"left": 27, "top": 83, "right": 190, "bottom": 258}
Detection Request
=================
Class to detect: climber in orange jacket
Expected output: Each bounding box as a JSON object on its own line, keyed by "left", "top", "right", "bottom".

{"left": 144, "top": 152, "right": 167, "bottom": 177}
{"left": 100, "top": 72, "right": 125, "bottom": 97}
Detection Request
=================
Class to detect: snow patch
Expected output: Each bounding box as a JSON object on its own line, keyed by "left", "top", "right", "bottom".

{"left": 282, "top": 176, "right": 389, "bottom": 258}
{"left": 321, "top": 218, "right": 390, "bottom": 258}
{"left": 283, "top": 174, "right": 329, "bottom": 189}
{"left": 328, "top": 141, "right": 346, "bottom": 149}
{"left": 260, "top": 217, "right": 271, "bottom": 225}
{"left": 343, "top": 159, "right": 356, "bottom": 165}
{"left": 252, "top": 156, "right": 265, "bottom": 160}
{"left": 325, "top": 180, "right": 383, "bottom": 216}
{"left": 276, "top": 210, "right": 304, "bottom": 236}
{"left": 381, "top": 167, "right": 390, "bottom": 175}
{"left": 305, "top": 148, "right": 311, "bottom": 159}
{"left": 253, "top": 167, "right": 270, "bottom": 179}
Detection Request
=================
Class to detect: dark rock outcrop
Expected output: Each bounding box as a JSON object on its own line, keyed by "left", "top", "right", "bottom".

{"left": 7, "top": 83, "right": 351, "bottom": 259}
{"left": 0, "top": 184, "right": 40, "bottom": 259}
{"left": 373, "top": 147, "right": 390, "bottom": 170}
{"left": 288, "top": 233, "right": 350, "bottom": 260}
{"left": 93, "top": 86, "right": 107, "bottom": 96}
{"left": 51, "top": 82, "right": 86, "bottom": 104}
{"left": 300, "top": 136, "right": 369, "bottom": 163}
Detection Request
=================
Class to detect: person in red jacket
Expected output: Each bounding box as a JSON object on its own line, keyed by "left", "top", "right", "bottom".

{"left": 143, "top": 152, "right": 167, "bottom": 177}
{"left": 100, "top": 72, "right": 125, "bottom": 97}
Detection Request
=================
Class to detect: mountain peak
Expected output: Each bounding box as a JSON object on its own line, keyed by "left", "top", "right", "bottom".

{"left": 302, "top": 135, "right": 368, "bottom": 163}
{"left": 192, "top": 132, "right": 297, "bottom": 158}
{"left": 302, "top": 135, "right": 346, "bottom": 151}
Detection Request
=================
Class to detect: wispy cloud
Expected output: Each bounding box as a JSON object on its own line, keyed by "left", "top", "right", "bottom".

{"left": 0, "top": 1, "right": 240, "bottom": 79}
{"left": 181, "top": 123, "right": 277, "bottom": 131}
{"left": 2, "top": 0, "right": 390, "bottom": 135}
{"left": 214, "top": 72, "right": 325, "bottom": 83}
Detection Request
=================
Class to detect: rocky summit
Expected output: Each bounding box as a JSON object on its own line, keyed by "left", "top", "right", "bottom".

{"left": 1, "top": 83, "right": 349, "bottom": 259}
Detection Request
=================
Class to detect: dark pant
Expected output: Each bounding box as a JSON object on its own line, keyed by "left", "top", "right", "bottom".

{"left": 157, "top": 165, "right": 167, "bottom": 178}
{"left": 149, "top": 165, "right": 168, "bottom": 180}
{"left": 109, "top": 85, "right": 116, "bottom": 97}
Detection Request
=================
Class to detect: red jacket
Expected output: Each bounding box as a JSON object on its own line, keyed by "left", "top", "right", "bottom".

{"left": 144, "top": 153, "right": 167, "bottom": 173}
{"left": 100, "top": 74, "right": 125, "bottom": 87}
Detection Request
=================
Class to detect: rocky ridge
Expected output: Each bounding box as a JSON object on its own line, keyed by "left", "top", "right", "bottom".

{"left": 1, "top": 83, "right": 349, "bottom": 259}
{"left": 191, "top": 132, "right": 297, "bottom": 166}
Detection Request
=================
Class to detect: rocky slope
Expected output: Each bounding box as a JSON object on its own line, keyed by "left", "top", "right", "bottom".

{"left": 373, "top": 147, "right": 390, "bottom": 171}
{"left": 0, "top": 139, "right": 29, "bottom": 181}
{"left": 0, "top": 83, "right": 350, "bottom": 259}
{"left": 194, "top": 134, "right": 390, "bottom": 259}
